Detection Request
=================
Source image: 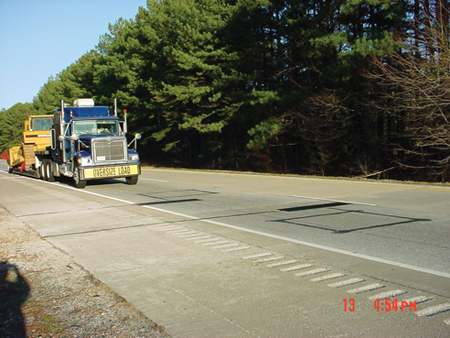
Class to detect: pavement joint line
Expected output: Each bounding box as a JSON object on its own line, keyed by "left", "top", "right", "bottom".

{"left": 327, "top": 278, "right": 365, "bottom": 288}
{"left": 311, "top": 273, "right": 346, "bottom": 282}
{"left": 203, "top": 240, "right": 229, "bottom": 246}
{"left": 416, "top": 303, "right": 450, "bottom": 317}
{"left": 401, "top": 296, "right": 432, "bottom": 305}
{"left": 347, "top": 283, "right": 385, "bottom": 294}
{"left": 266, "top": 260, "right": 298, "bottom": 268}
{"left": 254, "top": 255, "right": 285, "bottom": 263}
{"left": 368, "top": 289, "right": 407, "bottom": 300}
{"left": 280, "top": 263, "right": 314, "bottom": 272}
{"left": 294, "top": 268, "right": 329, "bottom": 277}
{"left": 242, "top": 253, "right": 273, "bottom": 260}
{"left": 222, "top": 246, "right": 252, "bottom": 252}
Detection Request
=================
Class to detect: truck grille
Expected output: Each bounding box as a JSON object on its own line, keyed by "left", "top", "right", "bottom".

{"left": 92, "top": 138, "right": 127, "bottom": 164}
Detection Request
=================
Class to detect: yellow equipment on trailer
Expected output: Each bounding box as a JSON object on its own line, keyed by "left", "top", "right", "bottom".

{"left": 8, "top": 115, "right": 53, "bottom": 177}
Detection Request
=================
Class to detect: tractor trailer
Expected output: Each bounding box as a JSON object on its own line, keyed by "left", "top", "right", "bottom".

{"left": 7, "top": 98, "right": 141, "bottom": 188}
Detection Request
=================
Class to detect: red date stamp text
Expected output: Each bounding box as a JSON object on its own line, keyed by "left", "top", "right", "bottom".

{"left": 343, "top": 298, "right": 418, "bottom": 312}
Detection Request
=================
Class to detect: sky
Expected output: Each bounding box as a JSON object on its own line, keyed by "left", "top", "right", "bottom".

{"left": 0, "top": 0, "right": 147, "bottom": 110}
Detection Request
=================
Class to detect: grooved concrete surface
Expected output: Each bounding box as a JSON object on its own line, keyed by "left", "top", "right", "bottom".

{"left": 1, "top": 165, "right": 450, "bottom": 337}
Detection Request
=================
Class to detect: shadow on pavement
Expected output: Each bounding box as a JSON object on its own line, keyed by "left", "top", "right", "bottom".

{"left": 0, "top": 261, "right": 30, "bottom": 338}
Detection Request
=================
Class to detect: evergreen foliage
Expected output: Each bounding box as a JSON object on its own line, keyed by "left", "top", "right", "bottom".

{"left": 0, "top": 103, "right": 36, "bottom": 152}
{"left": 4, "top": 0, "right": 449, "bottom": 181}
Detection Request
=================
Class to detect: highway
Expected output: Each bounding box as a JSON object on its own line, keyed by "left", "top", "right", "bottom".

{"left": 1, "top": 162, "right": 450, "bottom": 337}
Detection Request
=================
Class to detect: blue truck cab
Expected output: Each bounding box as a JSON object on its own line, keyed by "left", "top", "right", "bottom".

{"left": 50, "top": 99, "right": 141, "bottom": 188}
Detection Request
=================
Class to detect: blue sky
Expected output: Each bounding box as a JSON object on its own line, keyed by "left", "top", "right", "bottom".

{"left": 0, "top": 0, "right": 147, "bottom": 110}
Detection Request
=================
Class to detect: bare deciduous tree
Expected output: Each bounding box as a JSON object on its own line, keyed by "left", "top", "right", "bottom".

{"left": 370, "top": 3, "right": 450, "bottom": 181}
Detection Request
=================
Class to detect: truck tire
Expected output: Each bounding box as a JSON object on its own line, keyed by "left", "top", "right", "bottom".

{"left": 126, "top": 176, "right": 138, "bottom": 185}
{"left": 73, "top": 168, "right": 87, "bottom": 189}
{"left": 39, "top": 162, "right": 45, "bottom": 180}
{"left": 45, "top": 160, "right": 55, "bottom": 182}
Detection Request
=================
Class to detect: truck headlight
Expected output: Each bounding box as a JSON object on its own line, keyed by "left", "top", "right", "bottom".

{"left": 130, "top": 154, "right": 139, "bottom": 161}
{"left": 77, "top": 157, "right": 90, "bottom": 165}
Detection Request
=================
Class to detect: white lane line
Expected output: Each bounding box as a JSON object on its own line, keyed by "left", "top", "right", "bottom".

{"left": 142, "top": 205, "right": 201, "bottom": 220}
{"left": 139, "top": 178, "right": 169, "bottom": 182}
{"left": 291, "top": 195, "right": 376, "bottom": 206}
{"left": 43, "top": 182, "right": 450, "bottom": 280}
{"left": 368, "top": 289, "right": 407, "bottom": 300}
{"left": 311, "top": 273, "right": 346, "bottom": 282}
{"left": 328, "top": 278, "right": 365, "bottom": 288}
{"left": 71, "top": 187, "right": 136, "bottom": 205}
{"left": 200, "top": 219, "right": 450, "bottom": 279}
{"left": 416, "top": 303, "right": 450, "bottom": 317}
{"left": 347, "top": 283, "right": 385, "bottom": 294}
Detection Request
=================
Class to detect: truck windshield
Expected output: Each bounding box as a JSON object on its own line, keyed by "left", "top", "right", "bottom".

{"left": 73, "top": 120, "right": 119, "bottom": 136}
{"left": 32, "top": 117, "right": 53, "bottom": 131}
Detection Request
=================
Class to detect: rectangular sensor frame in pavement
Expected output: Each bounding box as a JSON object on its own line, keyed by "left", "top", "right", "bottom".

{"left": 277, "top": 203, "right": 430, "bottom": 233}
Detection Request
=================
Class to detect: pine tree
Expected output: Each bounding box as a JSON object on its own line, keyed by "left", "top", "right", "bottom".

{"left": 0, "top": 103, "right": 36, "bottom": 152}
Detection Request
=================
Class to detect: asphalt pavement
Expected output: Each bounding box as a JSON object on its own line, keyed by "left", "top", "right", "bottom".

{"left": 1, "top": 162, "right": 449, "bottom": 337}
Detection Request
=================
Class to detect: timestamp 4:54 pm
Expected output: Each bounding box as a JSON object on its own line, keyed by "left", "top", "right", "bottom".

{"left": 343, "top": 298, "right": 418, "bottom": 312}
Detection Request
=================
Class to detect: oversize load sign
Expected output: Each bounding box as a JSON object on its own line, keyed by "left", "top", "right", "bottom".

{"left": 83, "top": 165, "right": 139, "bottom": 179}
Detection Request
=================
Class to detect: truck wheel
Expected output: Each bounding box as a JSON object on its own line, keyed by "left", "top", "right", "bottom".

{"left": 45, "top": 160, "right": 55, "bottom": 182}
{"left": 126, "top": 176, "right": 138, "bottom": 185}
{"left": 73, "top": 168, "right": 87, "bottom": 189}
